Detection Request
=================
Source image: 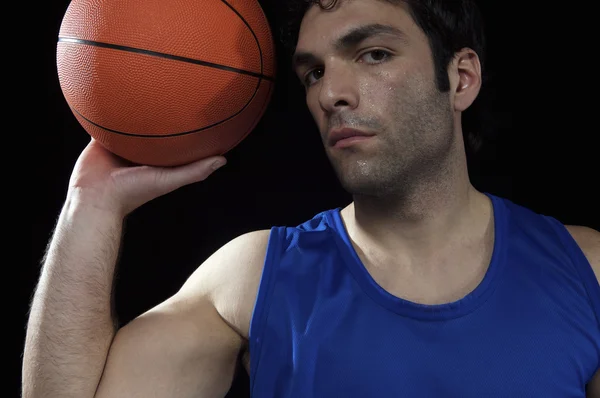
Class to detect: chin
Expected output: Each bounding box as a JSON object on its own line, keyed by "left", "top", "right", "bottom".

{"left": 336, "top": 157, "right": 412, "bottom": 197}
{"left": 337, "top": 170, "right": 388, "bottom": 197}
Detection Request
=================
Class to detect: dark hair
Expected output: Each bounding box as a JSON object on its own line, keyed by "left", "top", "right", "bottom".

{"left": 279, "top": 0, "right": 493, "bottom": 154}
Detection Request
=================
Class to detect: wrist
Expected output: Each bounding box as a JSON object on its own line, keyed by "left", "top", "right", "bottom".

{"left": 65, "top": 187, "right": 125, "bottom": 221}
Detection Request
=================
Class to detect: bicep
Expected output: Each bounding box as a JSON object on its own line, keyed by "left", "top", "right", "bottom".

{"left": 93, "top": 232, "right": 262, "bottom": 398}
{"left": 95, "top": 294, "right": 243, "bottom": 398}
{"left": 565, "top": 225, "right": 600, "bottom": 284}
{"left": 92, "top": 230, "right": 270, "bottom": 398}
{"left": 566, "top": 226, "right": 600, "bottom": 397}
{"left": 587, "top": 367, "right": 600, "bottom": 398}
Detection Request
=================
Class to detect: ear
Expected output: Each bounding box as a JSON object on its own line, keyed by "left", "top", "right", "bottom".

{"left": 449, "top": 48, "right": 482, "bottom": 112}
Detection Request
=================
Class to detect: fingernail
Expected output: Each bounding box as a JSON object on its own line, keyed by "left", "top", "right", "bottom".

{"left": 211, "top": 159, "right": 226, "bottom": 170}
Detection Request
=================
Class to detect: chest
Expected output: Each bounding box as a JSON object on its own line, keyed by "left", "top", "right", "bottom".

{"left": 249, "top": 278, "right": 598, "bottom": 397}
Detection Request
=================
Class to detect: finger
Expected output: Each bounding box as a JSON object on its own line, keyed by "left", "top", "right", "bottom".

{"left": 146, "top": 156, "right": 227, "bottom": 195}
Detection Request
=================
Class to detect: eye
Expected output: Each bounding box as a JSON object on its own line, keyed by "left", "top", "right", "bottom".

{"left": 303, "top": 68, "right": 324, "bottom": 87}
{"left": 303, "top": 49, "right": 393, "bottom": 87}
{"left": 359, "top": 49, "right": 392, "bottom": 64}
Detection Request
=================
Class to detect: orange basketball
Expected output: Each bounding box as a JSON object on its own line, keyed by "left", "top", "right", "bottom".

{"left": 56, "top": 0, "right": 276, "bottom": 166}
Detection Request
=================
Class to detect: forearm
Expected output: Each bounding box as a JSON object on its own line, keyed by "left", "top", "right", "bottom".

{"left": 23, "top": 194, "right": 124, "bottom": 398}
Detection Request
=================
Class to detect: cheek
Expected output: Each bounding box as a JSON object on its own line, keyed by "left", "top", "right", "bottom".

{"left": 366, "top": 66, "right": 433, "bottom": 110}
{"left": 359, "top": 71, "right": 405, "bottom": 116}
{"left": 305, "top": 91, "right": 327, "bottom": 129}
{"left": 306, "top": 91, "right": 318, "bottom": 113}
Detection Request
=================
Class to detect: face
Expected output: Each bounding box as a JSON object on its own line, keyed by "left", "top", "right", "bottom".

{"left": 293, "top": 0, "right": 460, "bottom": 197}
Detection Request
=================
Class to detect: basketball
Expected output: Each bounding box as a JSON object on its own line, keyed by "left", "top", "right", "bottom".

{"left": 56, "top": 0, "right": 276, "bottom": 167}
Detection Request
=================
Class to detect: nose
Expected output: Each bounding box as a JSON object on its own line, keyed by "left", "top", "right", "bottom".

{"left": 318, "top": 64, "right": 359, "bottom": 114}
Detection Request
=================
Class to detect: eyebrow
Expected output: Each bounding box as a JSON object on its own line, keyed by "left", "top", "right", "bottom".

{"left": 292, "top": 23, "right": 408, "bottom": 72}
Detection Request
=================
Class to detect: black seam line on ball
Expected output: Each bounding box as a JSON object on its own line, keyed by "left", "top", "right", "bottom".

{"left": 57, "top": 37, "right": 275, "bottom": 82}
{"left": 69, "top": 72, "right": 263, "bottom": 139}
{"left": 220, "top": 0, "right": 264, "bottom": 77}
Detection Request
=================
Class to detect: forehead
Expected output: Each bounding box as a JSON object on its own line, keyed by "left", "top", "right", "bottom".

{"left": 296, "top": 0, "right": 417, "bottom": 50}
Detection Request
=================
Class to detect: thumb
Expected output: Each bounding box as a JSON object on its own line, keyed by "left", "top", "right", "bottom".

{"left": 142, "top": 156, "right": 227, "bottom": 196}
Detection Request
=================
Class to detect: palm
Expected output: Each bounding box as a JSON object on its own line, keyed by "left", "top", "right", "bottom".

{"left": 69, "top": 140, "right": 133, "bottom": 191}
{"left": 67, "top": 139, "right": 226, "bottom": 216}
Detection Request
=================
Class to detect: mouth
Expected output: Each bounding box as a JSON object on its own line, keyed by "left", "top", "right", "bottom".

{"left": 328, "top": 128, "right": 376, "bottom": 148}
{"left": 332, "top": 135, "right": 374, "bottom": 149}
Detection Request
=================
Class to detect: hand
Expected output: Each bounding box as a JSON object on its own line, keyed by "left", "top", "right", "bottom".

{"left": 67, "top": 139, "right": 227, "bottom": 217}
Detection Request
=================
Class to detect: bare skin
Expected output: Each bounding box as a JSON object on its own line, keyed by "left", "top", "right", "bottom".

{"left": 23, "top": 0, "right": 600, "bottom": 396}
{"left": 294, "top": 0, "right": 493, "bottom": 304}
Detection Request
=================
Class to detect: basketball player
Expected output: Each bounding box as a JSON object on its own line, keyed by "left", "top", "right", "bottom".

{"left": 24, "top": 0, "right": 600, "bottom": 396}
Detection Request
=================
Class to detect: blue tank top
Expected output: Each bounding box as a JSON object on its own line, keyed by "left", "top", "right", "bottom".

{"left": 248, "top": 193, "right": 600, "bottom": 397}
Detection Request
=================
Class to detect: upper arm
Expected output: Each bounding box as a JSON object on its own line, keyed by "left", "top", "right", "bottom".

{"left": 588, "top": 367, "right": 600, "bottom": 398}
{"left": 94, "top": 229, "right": 271, "bottom": 398}
{"left": 565, "top": 225, "right": 600, "bottom": 397}
{"left": 565, "top": 225, "right": 600, "bottom": 285}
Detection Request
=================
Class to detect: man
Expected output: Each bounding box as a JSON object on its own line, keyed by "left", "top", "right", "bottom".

{"left": 24, "top": 0, "right": 600, "bottom": 397}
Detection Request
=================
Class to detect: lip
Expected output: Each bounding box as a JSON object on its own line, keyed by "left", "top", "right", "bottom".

{"left": 328, "top": 128, "right": 375, "bottom": 147}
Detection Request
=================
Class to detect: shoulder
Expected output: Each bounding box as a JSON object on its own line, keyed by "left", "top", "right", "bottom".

{"left": 182, "top": 229, "right": 272, "bottom": 340}
{"left": 564, "top": 225, "right": 600, "bottom": 284}
{"left": 565, "top": 226, "right": 600, "bottom": 395}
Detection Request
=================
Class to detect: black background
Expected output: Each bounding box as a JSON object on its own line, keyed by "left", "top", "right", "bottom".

{"left": 28, "top": 0, "right": 598, "bottom": 396}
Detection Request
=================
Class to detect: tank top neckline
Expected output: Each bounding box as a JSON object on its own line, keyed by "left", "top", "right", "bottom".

{"left": 326, "top": 192, "right": 508, "bottom": 321}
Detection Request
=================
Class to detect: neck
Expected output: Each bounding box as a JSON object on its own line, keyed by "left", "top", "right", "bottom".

{"left": 342, "top": 153, "right": 492, "bottom": 266}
